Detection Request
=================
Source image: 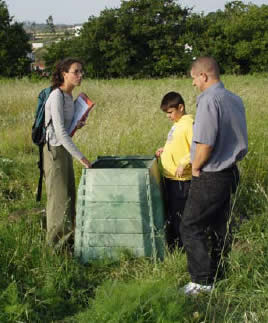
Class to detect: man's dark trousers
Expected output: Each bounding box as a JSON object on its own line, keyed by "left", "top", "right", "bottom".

{"left": 180, "top": 166, "right": 239, "bottom": 284}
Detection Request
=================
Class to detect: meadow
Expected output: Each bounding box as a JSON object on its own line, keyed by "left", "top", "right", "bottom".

{"left": 0, "top": 75, "right": 268, "bottom": 322}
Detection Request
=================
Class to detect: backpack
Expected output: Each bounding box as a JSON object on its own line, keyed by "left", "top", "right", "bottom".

{"left": 32, "top": 87, "right": 65, "bottom": 202}
{"left": 32, "top": 86, "right": 53, "bottom": 146}
{"left": 32, "top": 86, "right": 53, "bottom": 202}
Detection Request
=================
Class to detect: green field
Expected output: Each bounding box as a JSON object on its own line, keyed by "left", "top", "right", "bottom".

{"left": 0, "top": 75, "right": 268, "bottom": 322}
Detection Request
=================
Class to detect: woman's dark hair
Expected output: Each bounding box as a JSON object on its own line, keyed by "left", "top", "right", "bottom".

{"left": 51, "top": 57, "right": 83, "bottom": 88}
{"left": 160, "top": 91, "right": 185, "bottom": 112}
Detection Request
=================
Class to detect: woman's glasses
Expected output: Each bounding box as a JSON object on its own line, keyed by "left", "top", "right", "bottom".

{"left": 68, "top": 69, "right": 84, "bottom": 76}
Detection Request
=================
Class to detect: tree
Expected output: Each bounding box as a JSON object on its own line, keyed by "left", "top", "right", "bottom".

{"left": 0, "top": 0, "right": 10, "bottom": 28}
{"left": 194, "top": 1, "right": 268, "bottom": 73}
{"left": 43, "top": 0, "right": 268, "bottom": 77}
{"left": 0, "top": 0, "right": 31, "bottom": 77}
{"left": 76, "top": 0, "right": 192, "bottom": 77}
{"left": 44, "top": 37, "right": 82, "bottom": 71}
{"left": 223, "top": 3, "right": 268, "bottom": 73}
{"left": 31, "top": 22, "right": 36, "bottom": 34}
{"left": 46, "top": 15, "right": 55, "bottom": 33}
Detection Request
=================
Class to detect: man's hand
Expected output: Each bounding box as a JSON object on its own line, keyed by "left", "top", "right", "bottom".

{"left": 155, "top": 147, "right": 164, "bottom": 158}
{"left": 192, "top": 143, "right": 213, "bottom": 177}
{"left": 192, "top": 168, "right": 201, "bottom": 177}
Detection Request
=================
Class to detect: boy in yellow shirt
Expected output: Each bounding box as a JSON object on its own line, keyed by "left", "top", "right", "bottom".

{"left": 156, "top": 91, "right": 193, "bottom": 251}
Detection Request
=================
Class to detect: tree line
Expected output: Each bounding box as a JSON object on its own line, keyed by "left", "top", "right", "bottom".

{"left": 0, "top": 0, "right": 31, "bottom": 77}
{"left": 1, "top": 0, "right": 268, "bottom": 78}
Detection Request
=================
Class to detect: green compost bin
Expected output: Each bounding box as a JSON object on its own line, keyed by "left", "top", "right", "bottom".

{"left": 74, "top": 155, "right": 165, "bottom": 262}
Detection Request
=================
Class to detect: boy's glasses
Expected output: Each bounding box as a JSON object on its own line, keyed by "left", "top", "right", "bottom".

{"left": 68, "top": 70, "right": 84, "bottom": 76}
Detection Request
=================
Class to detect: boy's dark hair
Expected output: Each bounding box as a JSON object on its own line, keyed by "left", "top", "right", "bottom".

{"left": 52, "top": 57, "right": 83, "bottom": 88}
{"left": 160, "top": 91, "right": 185, "bottom": 112}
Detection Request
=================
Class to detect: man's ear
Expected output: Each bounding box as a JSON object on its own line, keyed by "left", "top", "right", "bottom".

{"left": 201, "top": 72, "right": 208, "bottom": 82}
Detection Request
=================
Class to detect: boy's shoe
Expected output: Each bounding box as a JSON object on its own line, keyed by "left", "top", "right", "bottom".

{"left": 181, "top": 282, "right": 212, "bottom": 295}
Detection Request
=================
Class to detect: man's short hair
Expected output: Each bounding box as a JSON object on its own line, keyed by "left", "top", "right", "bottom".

{"left": 160, "top": 91, "right": 185, "bottom": 112}
{"left": 191, "top": 56, "right": 220, "bottom": 79}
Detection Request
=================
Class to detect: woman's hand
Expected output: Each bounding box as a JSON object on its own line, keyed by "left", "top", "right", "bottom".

{"left": 80, "top": 157, "right": 92, "bottom": 168}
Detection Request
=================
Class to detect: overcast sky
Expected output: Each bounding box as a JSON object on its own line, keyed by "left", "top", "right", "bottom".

{"left": 5, "top": 0, "right": 268, "bottom": 25}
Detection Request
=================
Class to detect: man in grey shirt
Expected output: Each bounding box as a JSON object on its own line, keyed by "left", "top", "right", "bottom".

{"left": 180, "top": 57, "right": 248, "bottom": 295}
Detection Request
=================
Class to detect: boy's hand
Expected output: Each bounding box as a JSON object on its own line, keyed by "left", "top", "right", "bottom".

{"left": 175, "top": 165, "right": 185, "bottom": 177}
{"left": 155, "top": 147, "right": 164, "bottom": 158}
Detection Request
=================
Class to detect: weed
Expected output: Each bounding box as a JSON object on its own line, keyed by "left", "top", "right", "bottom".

{"left": 0, "top": 76, "right": 267, "bottom": 322}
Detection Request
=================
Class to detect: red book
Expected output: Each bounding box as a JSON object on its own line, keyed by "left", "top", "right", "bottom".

{"left": 69, "top": 93, "right": 95, "bottom": 137}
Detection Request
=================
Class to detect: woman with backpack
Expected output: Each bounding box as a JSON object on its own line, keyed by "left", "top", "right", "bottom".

{"left": 44, "top": 57, "right": 91, "bottom": 247}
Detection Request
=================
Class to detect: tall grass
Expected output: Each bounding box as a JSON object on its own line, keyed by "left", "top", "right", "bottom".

{"left": 0, "top": 75, "right": 268, "bottom": 322}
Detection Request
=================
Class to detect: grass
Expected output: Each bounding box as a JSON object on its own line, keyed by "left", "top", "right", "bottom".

{"left": 0, "top": 75, "right": 268, "bottom": 322}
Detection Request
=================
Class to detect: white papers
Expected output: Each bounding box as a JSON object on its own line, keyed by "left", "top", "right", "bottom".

{"left": 68, "top": 93, "right": 95, "bottom": 137}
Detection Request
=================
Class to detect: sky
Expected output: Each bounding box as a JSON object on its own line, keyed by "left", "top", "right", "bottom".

{"left": 5, "top": 0, "right": 268, "bottom": 25}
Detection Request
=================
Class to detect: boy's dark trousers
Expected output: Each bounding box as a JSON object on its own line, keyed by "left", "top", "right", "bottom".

{"left": 180, "top": 166, "right": 239, "bottom": 284}
{"left": 163, "top": 178, "right": 191, "bottom": 251}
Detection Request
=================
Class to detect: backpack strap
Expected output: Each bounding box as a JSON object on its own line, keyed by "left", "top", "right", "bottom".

{"left": 45, "top": 87, "right": 65, "bottom": 152}
{"left": 58, "top": 87, "right": 65, "bottom": 105}
{"left": 36, "top": 145, "right": 44, "bottom": 202}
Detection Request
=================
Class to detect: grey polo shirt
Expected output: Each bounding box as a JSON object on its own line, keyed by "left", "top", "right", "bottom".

{"left": 191, "top": 81, "right": 248, "bottom": 171}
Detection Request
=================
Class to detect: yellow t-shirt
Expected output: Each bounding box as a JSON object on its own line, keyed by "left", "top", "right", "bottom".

{"left": 160, "top": 114, "right": 193, "bottom": 181}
